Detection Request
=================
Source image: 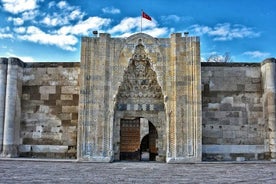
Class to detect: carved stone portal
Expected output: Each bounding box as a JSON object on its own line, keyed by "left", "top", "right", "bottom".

{"left": 78, "top": 33, "right": 202, "bottom": 163}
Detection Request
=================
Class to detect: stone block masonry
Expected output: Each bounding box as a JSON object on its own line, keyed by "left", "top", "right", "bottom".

{"left": 19, "top": 62, "right": 80, "bottom": 159}
{"left": 0, "top": 33, "right": 276, "bottom": 163}
{"left": 201, "top": 60, "right": 276, "bottom": 161}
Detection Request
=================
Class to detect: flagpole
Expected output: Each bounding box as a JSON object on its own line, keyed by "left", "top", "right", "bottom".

{"left": 141, "top": 9, "right": 143, "bottom": 33}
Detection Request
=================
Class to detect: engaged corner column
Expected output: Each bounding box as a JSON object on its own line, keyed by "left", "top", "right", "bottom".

{"left": 0, "top": 58, "right": 8, "bottom": 153}
{"left": 2, "top": 58, "right": 23, "bottom": 157}
{"left": 261, "top": 58, "right": 276, "bottom": 161}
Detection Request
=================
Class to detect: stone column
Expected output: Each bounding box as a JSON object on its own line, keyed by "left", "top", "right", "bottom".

{"left": 2, "top": 58, "right": 23, "bottom": 157}
{"left": 261, "top": 58, "right": 276, "bottom": 161}
{"left": 0, "top": 58, "right": 8, "bottom": 153}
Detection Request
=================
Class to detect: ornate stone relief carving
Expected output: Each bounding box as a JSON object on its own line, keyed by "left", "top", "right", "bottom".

{"left": 117, "top": 39, "right": 164, "bottom": 111}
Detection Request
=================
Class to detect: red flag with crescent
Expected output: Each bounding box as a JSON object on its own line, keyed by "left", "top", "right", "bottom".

{"left": 142, "top": 11, "right": 152, "bottom": 21}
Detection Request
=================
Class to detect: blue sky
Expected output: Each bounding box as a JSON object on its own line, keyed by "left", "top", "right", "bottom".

{"left": 0, "top": 0, "right": 275, "bottom": 62}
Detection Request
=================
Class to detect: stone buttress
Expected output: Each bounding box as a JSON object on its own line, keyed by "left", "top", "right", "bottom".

{"left": 0, "top": 57, "right": 23, "bottom": 157}
{"left": 261, "top": 58, "right": 276, "bottom": 161}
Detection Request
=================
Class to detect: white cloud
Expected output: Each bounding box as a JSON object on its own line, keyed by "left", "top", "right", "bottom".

{"left": 0, "top": 27, "right": 13, "bottom": 38}
{"left": 108, "top": 17, "right": 157, "bottom": 34}
{"left": 2, "top": 0, "right": 39, "bottom": 14}
{"left": 13, "top": 27, "right": 26, "bottom": 34}
{"left": 17, "top": 26, "right": 78, "bottom": 51}
{"left": 189, "top": 23, "right": 260, "bottom": 41}
{"left": 164, "top": 15, "right": 181, "bottom": 22}
{"left": 22, "top": 10, "right": 39, "bottom": 21}
{"left": 48, "top": 1, "right": 55, "bottom": 8}
{"left": 41, "top": 14, "right": 67, "bottom": 27}
{"left": 57, "top": 1, "right": 67, "bottom": 9}
{"left": 102, "top": 7, "right": 120, "bottom": 14}
{"left": 57, "top": 17, "right": 111, "bottom": 35}
{"left": 161, "top": 15, "right": 193, "bottom": 23}
{"left": 8, "top": 17, "right": 24, "bottom": 26}
{"left": 243, "top": 51, "right": 270, "bottom": 58}
{"left": 143, "top": 27, "right": 168, "bottom": 37}
{"left": 108, "top": 17, "right": 140, "bottom": 34}
{"left": 0, "top": 32, "right": 13, "bottom": 39}
{"left": 69, "top": 9, "right": 84, "bottom": 20}
{"left": 108, "top": 17, "right": 169, "bottom": 37}
{"left": 41, "top": 1, "right": 85, "bottom": 27}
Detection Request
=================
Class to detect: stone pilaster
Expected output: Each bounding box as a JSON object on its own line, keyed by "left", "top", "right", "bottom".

{"left": 166, "top": 33, "right": 179, "bottom": 160}
{"left": 0, "top": 58, "right": 8, "bottom": 153}
{"left": 78, "top": 34, "right": 113, "bottom": 162}
{"left": 261, "top": 58, "right": 276, "bottom": 161}
{"left": 1, "top": 58, "right": 23, "bottom": 157}
{"left": 166, "top": 33, "right": 202, "bottom": 163}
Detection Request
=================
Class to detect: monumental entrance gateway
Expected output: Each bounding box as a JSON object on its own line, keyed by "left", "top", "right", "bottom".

{"left": 1, "top": 32, "right": 276, "bottom": 162}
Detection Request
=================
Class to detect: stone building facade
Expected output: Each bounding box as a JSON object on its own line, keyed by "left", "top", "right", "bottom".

{"left": 0, "top": 33, "right": 275, "bottom": 162}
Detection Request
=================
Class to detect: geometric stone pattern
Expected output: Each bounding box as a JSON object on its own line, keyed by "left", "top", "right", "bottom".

{"left": 20, "top": 63, "right": 79, "bottom": 159}
{"left": 116, "top": 39, "right": 164, "bottom": 112}
{"left": 117, "top": 39, "right": 163, "bottom": 105}
{"left": 117, "top": 103, "right": 164, "bottom": 111}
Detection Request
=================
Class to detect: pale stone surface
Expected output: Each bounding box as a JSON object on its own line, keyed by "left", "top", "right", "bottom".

{"left": 19, "top": 63, "right": 80, "bottom": 158}
{"left": 201, "top": 62, "right": 267, "bottom": 161}
{"left": 261, "top": 58, "right": 276, "bottom": 160}
{"left": 0, "top": 58, "right": 7, "bottom": 153}
{"left": 0, "top": 35, "right": 276, "bottom": 163}
{"left": 2, "top": 58, "right": 23, "bottom": 157}
{"left": 78, "top": 33, "right": 201, "bottom": 163}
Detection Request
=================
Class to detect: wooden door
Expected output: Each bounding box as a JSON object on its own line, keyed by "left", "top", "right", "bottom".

{"left": 120, "top": 118, "right": 140, "bottom": 161}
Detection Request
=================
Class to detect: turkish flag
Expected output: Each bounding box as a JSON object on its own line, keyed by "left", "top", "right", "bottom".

{"left": 142, "top": 11, "right": 152, "bottom": 21}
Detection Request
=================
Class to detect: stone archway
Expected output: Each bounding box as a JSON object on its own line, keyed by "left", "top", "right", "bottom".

{"left": 113, "top": 38, "right": 166, "bottom": 162}
{"left": 140, "top": 121, "right": 158, "bottom": 161}
{"left": 119, "top": 118, "right": 158, "bottom": 161}
{"left": 78, "top": 32, "right": 202, "bottom": 163}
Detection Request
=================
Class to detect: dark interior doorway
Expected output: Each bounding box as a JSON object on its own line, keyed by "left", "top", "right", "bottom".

{"left": 120, "top": 118, "right": 158, "bottom": 161}
{"left": 140, "top": 122, "right": 158, "bottom": 161}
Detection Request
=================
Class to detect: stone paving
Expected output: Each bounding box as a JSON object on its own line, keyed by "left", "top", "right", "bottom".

{"left": 0, "top": 160, "right": 276, "bottom": 183}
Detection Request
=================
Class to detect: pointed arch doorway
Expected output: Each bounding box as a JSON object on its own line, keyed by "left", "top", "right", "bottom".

{"left": 114, "top": 38, "right": 167, "bottom": 162}
{"left": 120, "top": 117, "right": 158, "bottom": 161}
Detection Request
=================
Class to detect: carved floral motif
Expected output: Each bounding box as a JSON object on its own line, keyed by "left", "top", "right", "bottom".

{"left": 117, "top": 39, "right": 163, "bottom": 101}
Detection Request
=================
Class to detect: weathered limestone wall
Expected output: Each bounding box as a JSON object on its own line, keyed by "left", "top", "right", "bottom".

{"left": 167, "top": 34, "right": 202, "bottom": 162}
{"left": 20, "top": 63, "right": 80, "bottom": 158}
{"left": 201, "top": 63, "right": 265, "bottom": 161}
